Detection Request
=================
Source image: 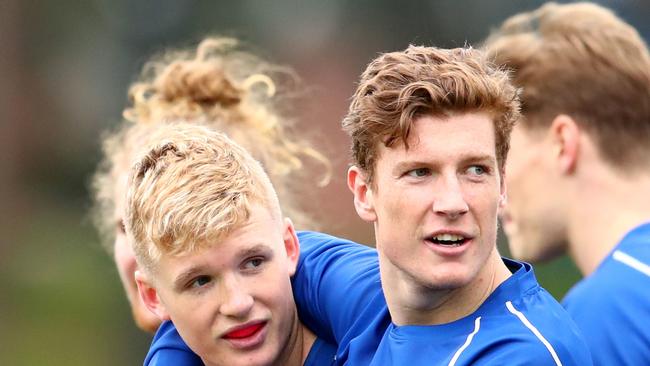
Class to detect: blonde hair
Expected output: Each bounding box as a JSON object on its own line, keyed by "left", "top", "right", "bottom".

{"left": 92, "top": 37, "right": 330, "bottom": 250}
{"left": 343, "top": 45, "right": 520, "bottom": 183}
{"left": 485, "top": 2, "right": 650, "bottom": 171}
{"left": 126, "top": 123, "right": 280, "bottom": 272}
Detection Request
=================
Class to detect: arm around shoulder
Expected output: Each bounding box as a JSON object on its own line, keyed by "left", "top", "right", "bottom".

{"left": 292, "top": 231, "right": 383, "bottom": 343}
{"left": 144, "top": 321, "right": 203, "bottom": 366}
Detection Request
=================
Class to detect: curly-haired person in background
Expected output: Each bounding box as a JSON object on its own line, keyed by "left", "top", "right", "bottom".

{"left": 484, "top": 3, "right": 650, "bottom": 365}
{"left": 90, "top": 37, "right": 331, "bottom": 363}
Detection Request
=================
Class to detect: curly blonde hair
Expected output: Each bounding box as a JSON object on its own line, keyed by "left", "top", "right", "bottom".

{"left": 125, "top": 123, "right": 280, "bottom": 272}
{"left": 484, "top": 2, "right": 650, "bottom": 171}
{"left": 92, "top": 37, "right": 330, "bottom": 250}
{"left": 343, "top": 45, "right": 520, "bottom": 183}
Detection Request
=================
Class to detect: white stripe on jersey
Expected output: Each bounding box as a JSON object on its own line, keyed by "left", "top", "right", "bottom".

{"left": 613, "top": 250, "right": 650, "bottom": 277}
{"left": 506, "top": 301, "right": 563, "bottom": 366}
{"left": 448, "top": 317, "right": 481, "bottom": 366}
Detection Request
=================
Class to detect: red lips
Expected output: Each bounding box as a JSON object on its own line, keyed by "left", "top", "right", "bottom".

{"left": 223, "top": 322, "right": 266, "bottom": 339}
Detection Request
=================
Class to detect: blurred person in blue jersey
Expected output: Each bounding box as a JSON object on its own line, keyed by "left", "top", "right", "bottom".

{"left": 484, "top": 2, "right": 650, "bottom": 365}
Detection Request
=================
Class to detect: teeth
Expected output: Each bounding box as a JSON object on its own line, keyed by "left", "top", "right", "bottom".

{"left": 433, "top": 234, "right": 464, "bottom": 242}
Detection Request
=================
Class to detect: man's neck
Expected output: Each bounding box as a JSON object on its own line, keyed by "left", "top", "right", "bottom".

{"left": 381, "top": 248, "right": 511, "bottom": 326}
{"left": 299, "top": 324, "right": 317, "bottom": 364}
{"left": 568, "top": 166, "right": 650, "bottom": 276}
{"left": 270, "top": 314, "right": 313, "bottom": 366}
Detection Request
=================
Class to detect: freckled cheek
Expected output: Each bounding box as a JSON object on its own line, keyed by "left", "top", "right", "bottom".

{"left": 478, "top": 193, "right": 501, "bottom": 211}
{"left": 478, "top": 205, "right": 501, "bottom": 240}
{"left": 174, "top": 310, "right": 213, "bottom": 349}
{"left": 249, "top": 268, "right": 294, "bottom": 317}
{"left": 384, "top": 198, "right": 405, "bottom": 217}
{"left": 465, "top": 190, "right": 501, "bottom": 217}
{"left": 257, "top": 271, "right": 294, "bottom": 306}
{"left": 383, "top": 186, "right": 425, "bottom": 212}
{"left": 174, "top": 296, "right": 217, "bottom": 325}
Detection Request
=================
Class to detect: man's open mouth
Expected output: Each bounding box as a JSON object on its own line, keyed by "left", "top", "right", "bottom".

{"left": 426, "top": 233, "right": 470, "bottom": 247}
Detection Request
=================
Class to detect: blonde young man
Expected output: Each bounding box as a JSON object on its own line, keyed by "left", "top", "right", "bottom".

{"left": 485, "top": 2, "right": 650, "bottom": 365}
{"left": 124, "top": 124, "right": 335, "bottom": 366}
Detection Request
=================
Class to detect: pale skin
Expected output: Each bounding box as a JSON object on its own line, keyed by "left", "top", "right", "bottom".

{"left": 348, "top": 112, "right": 512, "bottom": 325}
{"left": 134, "top": 205, "right": 315, "bottom": 366}
{"left": 503, "top": 114, "right": 650, "bottom": 276}
{"left": 112, "top": 172, "right": 161, "bottom": 332}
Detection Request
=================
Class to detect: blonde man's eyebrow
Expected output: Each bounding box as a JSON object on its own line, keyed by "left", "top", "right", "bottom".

{"left": 237, "top": 244, "right": 273, "bottom": 259}
{"left": 173, "top": 265, "right": 208, "bottom": 290}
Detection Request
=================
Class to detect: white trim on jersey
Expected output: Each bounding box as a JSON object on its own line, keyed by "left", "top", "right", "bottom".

{"left": 506, "top": 301, "right": 563, "bottom": 366}
{"left": 612, "top": 250, "right": 650, "bottom": 277}
{"left": 448, "top": 317, "right": 481, "bottom": 366}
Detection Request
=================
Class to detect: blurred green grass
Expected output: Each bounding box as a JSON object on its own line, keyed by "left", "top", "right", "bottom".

{"left": 0, "top": 200, "right": 150, "bottom": 365}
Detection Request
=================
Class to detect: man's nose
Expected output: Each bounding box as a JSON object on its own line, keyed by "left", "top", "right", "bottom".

{"left": 431, "top": 174, "right": 469, "bottom": 220}
{"left": 219, "top": 276, "right": 254, "bottom": 318}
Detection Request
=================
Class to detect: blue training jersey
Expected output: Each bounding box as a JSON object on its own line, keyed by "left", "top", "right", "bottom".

{"left": 293, "top": 231, "right": 593, "bottom": 366}
{"left": 144, "top": 321, "right": 203, "bottom": 366}
{"left": 562, "top": 222, "right": 650, "bottom": 366}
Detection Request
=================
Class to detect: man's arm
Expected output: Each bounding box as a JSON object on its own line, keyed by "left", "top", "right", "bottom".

{"left": 143, "top": 321, "right": 204, "bottom": 366}
{"left": 292, "top": 231, "right": 386, "bottom": 344}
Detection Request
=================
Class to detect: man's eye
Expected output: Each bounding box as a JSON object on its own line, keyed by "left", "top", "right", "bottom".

{"left": 243, "top": 257, "right": 265, "bottom": 270}
{"left": 407, "top": 168, "right": 430, "bottom": 177}
{"left": 190, "top": 275, "right": 211, "bottom": 288}
{"left": 467, "top": 165, "right": 487, "bottom": 176}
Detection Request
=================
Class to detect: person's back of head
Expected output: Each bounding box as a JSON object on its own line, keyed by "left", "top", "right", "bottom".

{"left": 342, "top": 45, "right": 520, "bottom": 183}
{"left": 93, "top": 36, "right": 329, "bottom": 251}
{"left": 485, "top": 2, "right": 650, "bottom": 172}
{"left": 125, "top": 37, "right": 329, "bottom": 193}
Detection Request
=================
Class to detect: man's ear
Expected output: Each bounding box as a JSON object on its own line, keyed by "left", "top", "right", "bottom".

{"left": 282, "top": 218, "right": 300, "bottom": 276}
{"left": 134, "top": 270, "right": 170, "bottom": 321}
{"left": 347, "top": 166, "right": 377, "bottom": 222}
{"left": 549, "top": 115, "right": 580, "bottom": 174}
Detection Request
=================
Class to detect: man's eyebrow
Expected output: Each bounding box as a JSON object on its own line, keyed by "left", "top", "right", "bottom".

{"left": 392, "top": 160, "right": 431, "bottom": 174}
{"left": 391, "top": 154, "right": 496, "bottom": 170}
{"left": 173, "top": 265, "right": 208, "bottom": 291}
{"left": 237, "top": 244, "right": 273, "bottom": 259}
{"left": 462, "top": 153, "right": 497, "bottom": 165}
